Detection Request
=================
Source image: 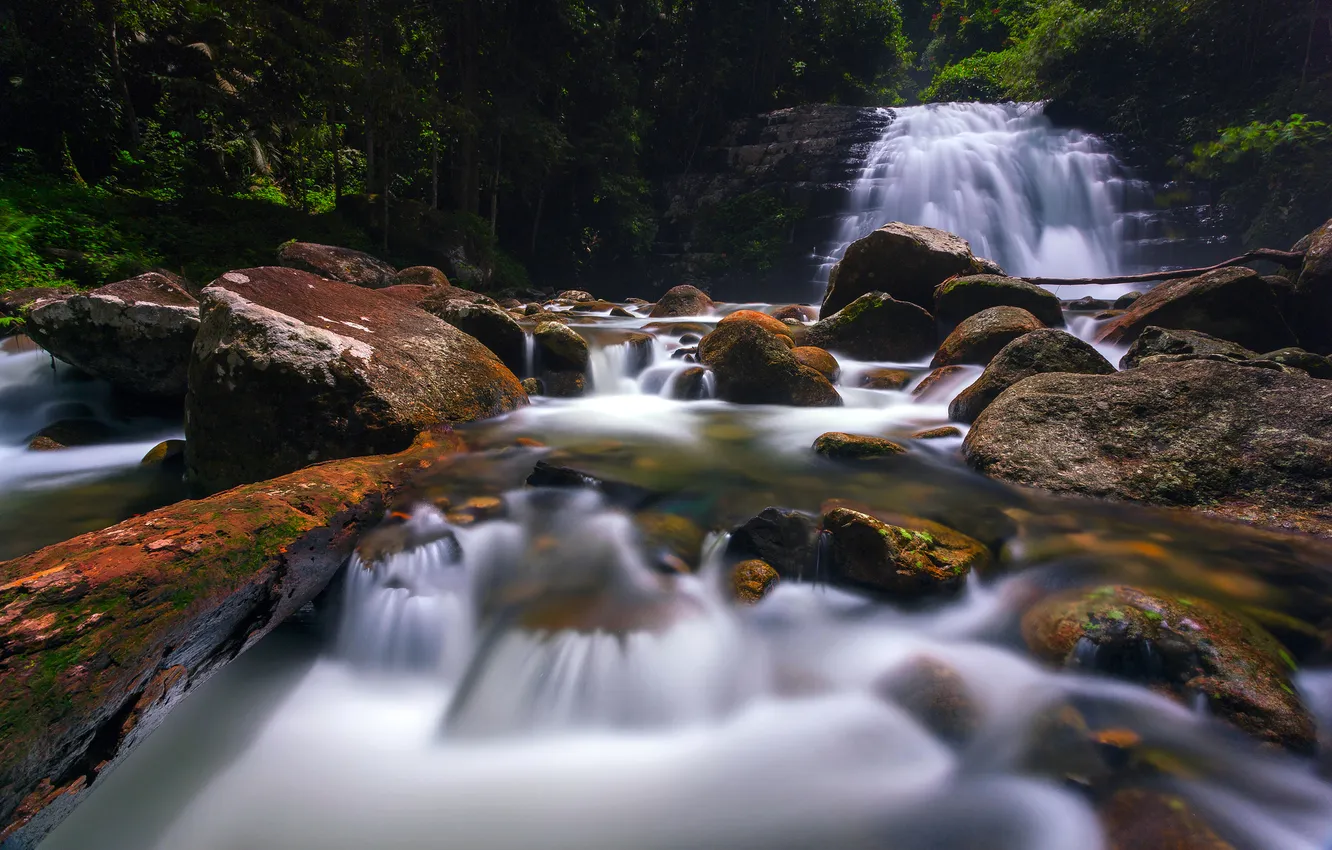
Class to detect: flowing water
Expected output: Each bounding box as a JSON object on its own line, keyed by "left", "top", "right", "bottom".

{"left": 20, "top": 103, "right": 1332, "bottom": 850}
{"left": 817, "top": 102, "right": 1146, "bottom": 299}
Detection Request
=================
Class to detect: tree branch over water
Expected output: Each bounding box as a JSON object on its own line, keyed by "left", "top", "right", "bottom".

{"left": 1025, "top": 249, "right": 1305, "bottom": 287}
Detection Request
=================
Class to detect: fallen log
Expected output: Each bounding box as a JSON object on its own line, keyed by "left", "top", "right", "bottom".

{"left": 0, "top": 429, "right": 466, "bottom": 848}
{"left": 1024, "top": 249, "right": 1304, "bottom": 288}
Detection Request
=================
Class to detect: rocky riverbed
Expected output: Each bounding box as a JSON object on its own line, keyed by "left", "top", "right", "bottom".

{"left": 3, "top": 224, "right": 1332, "bottom": 850}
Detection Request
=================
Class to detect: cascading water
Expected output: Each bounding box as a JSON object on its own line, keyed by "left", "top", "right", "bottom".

{"left": 819, "top": 102, "right": 1143, "bottom": 296}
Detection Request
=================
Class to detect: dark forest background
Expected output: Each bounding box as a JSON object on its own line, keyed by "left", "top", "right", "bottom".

{"left": 1, "top": 0, "right": 1328, "bottom": 293}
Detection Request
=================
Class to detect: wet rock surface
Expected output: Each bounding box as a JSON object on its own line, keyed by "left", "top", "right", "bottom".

{"left": 1022, "top": 584, "right": 1315, "bottom": 753}
{"left": 648, "top": 285, "right": 713, "bottom": 318}
{"left": 821, "top": 507, "right": 985, "bottom": 598}
{"left": 731, "top": 559, "right": 780, "bottom": 603}
{"left": 931, "top": 306, "right": 1045, "bottom": 367}
{"left": 699, "top": 322, "right": 841, "bottom": 406}
{"left": 963, "top": 359, "right": 1332, "bottom": 536}
{"left": 949, "top": 329, "right": 1115, "bottom": 423}
{"left": 933, "top": 274, "right": 1064, "bottom": 329}
{"left": 1120, "top": 326, "right": 1258, "bottom": 369}
{"left": 424, "top": 299, "right": 528, "bottom": 376}
{"left": 726, "top": 508, "right": 820, "bottom": 579}
{"left": 822, "top": 222, "right": 985, "bottom": 315}
{"left": 276, "top": 241, "right": 396, "bottom": 288}
{"left": 26, "top": 272, "right": 200, "bottom": 398}
{"left": 185, "top": 267, "right": 526, "bottom": 493}
{"left": 812, "top": 432, "right": 907, "bottom": 460}
{"left": 1098, "top": 267, "right": 1297, "bottom": 351}
{"left": 805, "top": 293, "right": 937, "bottom": 361}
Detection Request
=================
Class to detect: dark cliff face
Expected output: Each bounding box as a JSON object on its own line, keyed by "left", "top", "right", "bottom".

{"left": 651, "top": 105, "right": 893, "bottom": 304}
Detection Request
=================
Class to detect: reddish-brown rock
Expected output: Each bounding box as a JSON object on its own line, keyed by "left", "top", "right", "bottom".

{"left": 277, "top": 241, "right": 396, "bottom": 288}
{"left": 186, "top": 267, "right": 526, "bottom": 493}
{"left": 648, "top": 285, "right": 714, "bottom": 318}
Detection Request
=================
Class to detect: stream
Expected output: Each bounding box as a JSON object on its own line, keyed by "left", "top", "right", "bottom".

{"left": 9, "top": 103, "right": 1332, "bottom": 849}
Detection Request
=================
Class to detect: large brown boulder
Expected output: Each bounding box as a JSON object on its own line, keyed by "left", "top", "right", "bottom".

{"left": 423, "top": 298, "right": 527, "bottom": 376}
{"left": 648, "top": 284, "right": 713, "bottom": 318}
{"left": 1097, "top": 267, "right": 1297, "bottom": 351}
{"left": 276, "top": 241, "right": 396, "bottom": 289}
{"left": 532, "top": 321, "right": 589, "bottom": 397}
{"left": 394, "top": 265, "right": 451, "bottom": 287}
{"left": 698, "top": 322, "right": 841, "bottom": 406}
{"left": 963, "top": 360, "right": 1332, "bottom": 536}
{"left": 25, "top": 272, "right": 199, "bottom": 398}
{"left": 822, "top": 222, "right": 987, "bottom": 315}
{"left": 949, "top": 329, "right": 1115, "bottom": 423}
{"left": 933, "top": 274, "right": 1064, "bottom": 329}
{"left": 0, "top": 431, "right": 465, "bottom": 847}
{"left": 931, "top": 306, "right": 1045, "bottom": 367}
{"left": 1023, "top": 584, "right": 1314, "bottom": 753}
{"left": 805, "top": 292, "right": 937, "bottom": 361}
{"left": 185, "top": 267, "right": 526, "bottom": 493}
{"left": 1292, "top": 218, "right": 1332, "bottom": 353}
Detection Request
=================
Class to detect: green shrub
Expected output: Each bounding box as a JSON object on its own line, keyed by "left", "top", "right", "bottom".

{"left": 694, "top": 192, "right": 802, "bottom": 272}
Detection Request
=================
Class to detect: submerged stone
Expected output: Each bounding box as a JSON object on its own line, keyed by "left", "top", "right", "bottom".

{"left": 812, "top": 432, "right": 907, "bottom": 460}
{"left": 1022, "top": 584, "right": 1315, "bottom": 754}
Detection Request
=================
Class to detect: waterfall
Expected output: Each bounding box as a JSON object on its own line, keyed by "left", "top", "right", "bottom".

{"left": 821, "top": 102, "right": 1138, "bottom": 284}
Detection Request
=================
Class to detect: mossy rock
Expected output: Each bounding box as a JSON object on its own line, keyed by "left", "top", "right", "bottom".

{"left": 821, "top": 507, "right": 983, "bottom": 598}
{"left": 934, "top": 274, "right": 1064, "bottom": 329}
{"left": 732, "top": 559, "right": 780, "bottom": 604}
{"left": 1021, "top": 584, "right": 1315, "bottom": 753}
{"left": 812, "top": 432, "right": 906, "bottom": 460}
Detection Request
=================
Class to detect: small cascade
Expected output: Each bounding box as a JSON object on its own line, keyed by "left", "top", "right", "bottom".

{"left": 588, "top": 342, "right": 641, "bottom": 395}
{"left": 818, "top": 102, "right": 1146, "bottom": 294}
{"left": 523, "top": 332, "right": 536, "bottom": 378}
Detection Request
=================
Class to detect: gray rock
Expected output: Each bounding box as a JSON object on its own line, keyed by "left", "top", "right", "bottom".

{"left": 931, "top": 306, "right": 1045, "bottom": 367}
{"left": 1120, "top": 326, "right": 1258, "bottom": 369}
{"left": 806, "top": 292, "right": 937, "bottom": 361}
{"left": 277, "top": 241, "right": 396, "bottom": 288}
{"left": 963, "top": 360, "right": 1332, "bottom": 536}
{"left": 823, "top": 222, "right": 985, "bottom": 315}
{"left": 26, "top": 272, "right": 199, "bottom": 397}
{"left": 949, "top": 329, "right": 1114, "bottom": 423}
{"left": 934, "top": 275, "right": 1064, "bottom": 329}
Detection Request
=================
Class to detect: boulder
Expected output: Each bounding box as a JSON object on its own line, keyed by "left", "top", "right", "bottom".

{"left": 1022, "top": 584, "right": 1314, "bottom": 753}
{"left": 772, "top": 304, "right": 817, "bottom": 322}
{"left": 949, "top": 329, "right": 1115, "bottom": 423}
{"left": 791, "top": 346, "right": 840, "bottom": 382}
{"left": 931, "top": 306, "right": 1045, "bottom": 367}
{"left": 933, "top": 275, "right": 1064, "bottom": 329}
{"left": 1292, "top": 218, "right": 1332, "bottom": 353}
{"left": 185, "top": 267, "right": 526, "bottom": 493}
{"left": 0, "top": 431, "right": 465, "bottom": 846}
{"left": 859, "top": 367, "right": 914, "bottom": 390}
{"left": 1120, "top": 326, "right": 1257, "bottom": 369}
{"left": 731, "top": 559, "right": 780, "bottom": 603}
{"left": 726, "top": 508, "right": 819, "bottom": 579}
{"left": 911, "top": 365, "right": 971, "bottom": 401}
{"left": 25, "top": 272, "right": 200, "bottom": 398}
{"left": 1260, "top": 347, "right": 1332, "bottom": 379}
{"left": 392, "top": 266, "right": 451, "bottom": 287}
{"left": 140, "top": 439, "right": 187, "bottom": 469}
{"left": 648, "top": 284, "right": 713, "bottom": 318}
{"left": 377, "top": 284, "right": 437, "bottom": 309}
{"left": 1112, "top": 291, "right": 1142, "bottom": 310}
{"left": 717, "top": 309, "right": 794, "bottom": 340}
{"left": 277, "top": 241, "right": 396, "bottom": 288}
{"left": 877, "top": 657, "right": 979, "bottom": 744}
{"left": 25, "top": 419, "right": 115, "bottom": 451}
{"left": 1066, "top": 296, "right": 1111, "bottom": 311}
{"left": 668, "top": 366, "right": 711, "bottom": 400}
{"left": 963, "top": 360, "right": 1332, "bottom": 536}
{"left": 0, "top": 287, "right": 71, "bottom": 334}
{"left": 557, "top": 289, "right": 596, "bottom": 303}
{"left": 1097, "top": 267, "right": 1297, "bottom": 351}
{"left": 698, "top": 322, "right": 841, "bottom": 407}
{"left": 423, "top": 298, "right": 527, "bottom": 376}
{"left": 805, "top": 293, "right": 937, "bottom": 361}
{"left": 821, "top": 507, "right": 980, "bottom": 598}
{"left": 823, "top": 222, "right": 984, "bottom": 315}
{"left": 533, "top": 321, "right": 589, "bottom": 398}
{"left": 812, "top": 432, "right": 907, "bottom": 460}
{"left": 911, "top": 426, "right": 962, "bottom": 439}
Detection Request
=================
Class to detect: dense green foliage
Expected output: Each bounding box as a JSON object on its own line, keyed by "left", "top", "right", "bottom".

{"left": 918, "top": 0, "right": 1331, "bottom": 243}
{"left": 0, "top": 0, "right": 915, "bottom": 290}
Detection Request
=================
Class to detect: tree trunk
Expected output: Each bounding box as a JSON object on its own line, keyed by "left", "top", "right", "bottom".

{"left": 381, "top": 141, "right": 391, "bottom": 254}
{"left": 331, "top": 114, "right": 343, "bottom": 205}
{"left": 531, "top": 183, "right": 546, "bottom": 255}
{"left": 100, "top": 0, "right": 138, "bottom": 148}
{"left": 1017, "top": 249, "right": 1304, "bottom": 289}
{"left": 490, "top": 134, "right": 502, "bottom": 238}
{"left": 358, "top": 0, "right": 375, "bottom": 188}
{"left": 431, "top": 135, "right": 439, "bottom": 210}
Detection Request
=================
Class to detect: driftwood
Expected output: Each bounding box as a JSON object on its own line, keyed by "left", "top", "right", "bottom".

{"left": 1024, "top": 248, "right": 1305, "bottom": 288}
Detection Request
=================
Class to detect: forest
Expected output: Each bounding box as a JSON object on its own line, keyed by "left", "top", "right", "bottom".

{"left": 1, "top": 0, "right": 1328, "bottom": 293}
